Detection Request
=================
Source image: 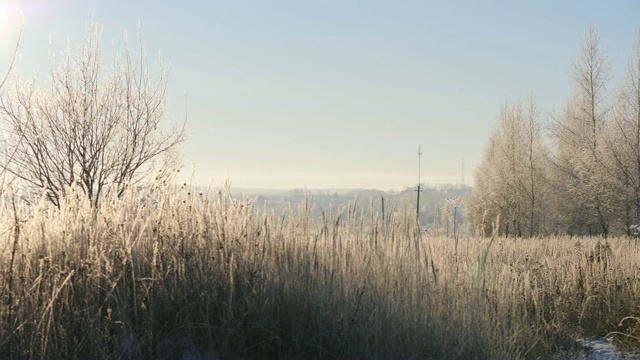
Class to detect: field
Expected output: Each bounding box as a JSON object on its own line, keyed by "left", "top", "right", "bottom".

{"left": 0, "top": 183, "right": 639, "bottom": 359}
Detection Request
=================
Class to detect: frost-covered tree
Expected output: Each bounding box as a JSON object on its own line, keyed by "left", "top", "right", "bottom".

{"left": 0, "top": 32, "right": 19, "bottom": 92}
{"left": 469, "top": 98, "right": 549, "bottom": 237}
{"left": 549, "top": 25, "right": 612, "bottom": 236}
{"left": 0, "top": 20, "right": 186, "bottom": 207}
{"left": 521, "top": 96, "right": 550, "bottom": 236}
{"left": 0, "top": 24, "right": 21, "bottom": 189}
{"left": 468, "top": 134, "right": 501, "bottom": 236}
{"left": 600, "top": 29, "right": 640, "bottom": 233}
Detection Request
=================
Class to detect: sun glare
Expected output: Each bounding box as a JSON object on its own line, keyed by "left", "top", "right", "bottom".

{"left": 0, "top": 1, "right": 7, "bottom": 40}
{"left": 0, "top": 0, "right": 21, "bottom": 52}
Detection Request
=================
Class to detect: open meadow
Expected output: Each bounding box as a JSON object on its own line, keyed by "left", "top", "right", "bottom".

{"left": 1, "top": 183, "right": 639, "bottom": 359}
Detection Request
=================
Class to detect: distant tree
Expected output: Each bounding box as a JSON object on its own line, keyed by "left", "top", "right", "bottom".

{"left": 571, "top": 25, "right": 610, "bottom": 150}
{"left": 548, "top": 24, "right": 612, "bottom": 236}
{"left": 468, "top": 97, "right": 548, "bottom": 237}
{"left": 0, "top": 20, "right": 186, "bottom": 207}
{"left": 468, "top": 133, "right": 500, "bottom": 236}
{"left": 600, "top": 29, "right": 640, "bottom": 234}
{"left": 521, "top": 95, "right": 549, "bottom": 236}
{"left": 496, "top": 101, "right": 528, "bottom": 237}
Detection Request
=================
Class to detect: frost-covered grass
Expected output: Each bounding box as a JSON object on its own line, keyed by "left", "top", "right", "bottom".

{"left": 0, "top": 183, "right": 639, "bottom": 359}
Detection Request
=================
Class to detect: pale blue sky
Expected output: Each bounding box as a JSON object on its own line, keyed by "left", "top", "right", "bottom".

{"left": 1, "top": 1, "right": 639, "bottom": 189}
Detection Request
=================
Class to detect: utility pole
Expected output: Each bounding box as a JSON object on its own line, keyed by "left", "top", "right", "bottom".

{"left": 415, "top": 146, "right": 423, "bottom": 223}
{"left": 381, "top": 194, "right": 385, "bottom": 224}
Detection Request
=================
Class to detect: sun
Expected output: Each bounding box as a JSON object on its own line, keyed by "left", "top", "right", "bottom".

{"left": 0, "top": 0, "right": 23, "bottom": 53}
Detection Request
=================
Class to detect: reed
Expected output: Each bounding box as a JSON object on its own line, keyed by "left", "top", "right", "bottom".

{"left": 0, "top": 183, "right": 638, "bottom": 359}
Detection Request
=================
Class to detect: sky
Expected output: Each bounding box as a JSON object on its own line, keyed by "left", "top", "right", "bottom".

{"left": 1, "top": 1, "right": 639, "bottom": 190}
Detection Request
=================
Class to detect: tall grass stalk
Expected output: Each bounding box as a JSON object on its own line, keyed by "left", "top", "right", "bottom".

{"left": 0, "top": 183, "right": 639, "bottom": 358}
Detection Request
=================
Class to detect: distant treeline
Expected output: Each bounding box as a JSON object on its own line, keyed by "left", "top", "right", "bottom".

{"left": 249, "top": 184, "right": 472, "bottom": 237}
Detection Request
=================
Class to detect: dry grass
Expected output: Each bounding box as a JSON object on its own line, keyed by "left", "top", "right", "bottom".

{"left": 0, "top": 183, "right": 639, "bottom": 359}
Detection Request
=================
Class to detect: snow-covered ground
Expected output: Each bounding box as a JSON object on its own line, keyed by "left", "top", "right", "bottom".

{"left": 580, "top": 338, "right": 639, "bottom": 360}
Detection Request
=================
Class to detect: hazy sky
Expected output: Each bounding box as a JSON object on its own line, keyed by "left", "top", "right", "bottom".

{"left": 1, "top": 1, "right": 640, "bottom": 190}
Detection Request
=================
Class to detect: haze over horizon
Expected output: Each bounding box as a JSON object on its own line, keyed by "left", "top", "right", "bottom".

{"left": 1, "top": 1, "right": 639, "bottom": 190}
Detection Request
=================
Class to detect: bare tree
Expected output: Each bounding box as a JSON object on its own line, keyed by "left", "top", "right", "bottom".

{"left": 549, "top": 24, "right": 612, "bottom": 236}
{"left": 0, "top": 19, "right": 186, "bottom": 207}
{"left": 571, "top": 25, "right": 611, "bottom": 150}
{"left": 522, "top": 95, "right": 549, "bottom": 236}
{"left": 0, "top": 28, "right": 21, "bottom": 91}
{"left": 468, "top": 133, "right": 501, "bottom": 236}
{"left": 0, "top": 21, "right": 22, "bottom": 190}
{"left": 468, "top": 98, "right": 549, "bottom": 237}
{"left": 600, "top": 28, "right": 640, "bottom": 234}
